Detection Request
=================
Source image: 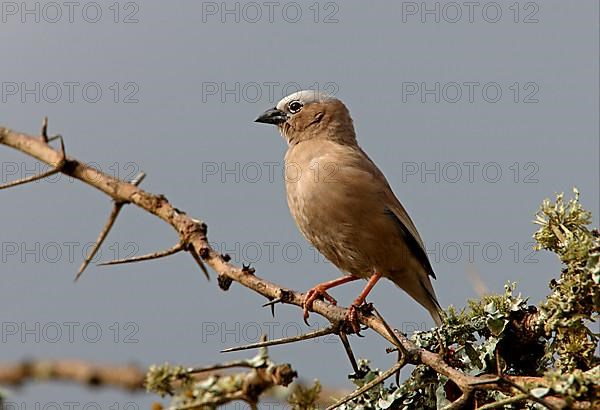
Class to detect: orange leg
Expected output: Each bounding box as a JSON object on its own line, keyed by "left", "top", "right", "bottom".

{"left": 346, "top": 272, "right": 383, "bottom": 333}
{"left": 303, "top": 275, "right": 360, "bottom": 324}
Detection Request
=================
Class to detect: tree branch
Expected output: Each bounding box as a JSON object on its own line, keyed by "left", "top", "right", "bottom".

{"left": 0, "top": 125, "right": 467, "bottom": 379}
{"left": 0, "top": 359, "right": 145, "bottom": 391}
{"left": 1, "top": 124, "right": 590, "bottom": 409}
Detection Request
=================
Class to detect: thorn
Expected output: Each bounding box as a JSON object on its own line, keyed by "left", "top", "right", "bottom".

{"left": 75, "top": 202, "right": 125, "bottom": 281}
{"left": 372, "top": 307, "right": 410, "bottom": 358}
{"left": 262, "top": 297, "right": 281, "bottom": 317}
{"left": 221, "top": 325, "right": 337, "bottom": 353}
{"left": 186, "top": 359, "right": 255, "bottom": 374}
{"left": 372, "top": 307, "right": 409, "bottom": 387}
{"left": 188, "top": 246, "right": 210, "bottom": 280}
{"left": 241, "top": 264, "right": 255, "bottom": 274}
{"left": 41, "top": 116, "right": 49, "bottom": 142}
{"left": 0, "top": 167, "right": 62, "bottom": 190}
{"left": 262, "top": 297, "right": 282, "bottom": 308}
{"left": 40, "top": 117, "right": 64, "bottom": 144}
{"left": 187, "top": 342, "right": 272, "bottom": 374}
{"left": 74, "top": 171, "right": 146, "bottom": 281}
{"left": 338, "top": 331, "right": 362, "bottom": 377}
{"left": 97, "top": 243, "right": 184, "bottom": 266}
{"left": 326, "top": 359, "right": 407, "bottom": 410}
{"left": 0, "top": 135, "right": 66, "bottom": 191}
{"left": 46, "top": 134, "right": 62, "bottom": 143}
{"left": 396, "top": 350, "right": 402, "bottom": 386}
{"left": 129, "top": 171, "right": 146, "bottom": 186}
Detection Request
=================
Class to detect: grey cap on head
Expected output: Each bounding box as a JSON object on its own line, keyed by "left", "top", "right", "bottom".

{"left": 255, "top": 90, "right": 338, "bottom": 125}
{"left": 276, "top": 90, "right": 337, "bottom": 111}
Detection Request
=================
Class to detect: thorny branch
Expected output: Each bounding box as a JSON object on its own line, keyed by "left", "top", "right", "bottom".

{"left": 0, "top": 359, "right": 145, "bottom": 391}
{"left": 0, "top": 356, "right": 298, "bottom": 409}
{"left": 145, "top": 341, "right": 297, "bottom": 409}
{"left": 75, "top": 171, "right": 146, "bottom": 280}
{"left": 0, "top": 123, "right": 593, "bottom": 409}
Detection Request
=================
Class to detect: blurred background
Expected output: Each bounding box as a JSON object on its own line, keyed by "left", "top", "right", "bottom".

{"left": 1, "top": 1, "right": 598, "bottom": 408}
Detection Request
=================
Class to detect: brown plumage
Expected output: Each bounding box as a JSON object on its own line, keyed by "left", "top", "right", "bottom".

{"left": 255, "top": 90, "right": 443, "bottom": 329}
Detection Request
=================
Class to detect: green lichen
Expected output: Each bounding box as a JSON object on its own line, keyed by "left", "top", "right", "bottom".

{"left": 334, "top": 360, "right": 439, "bottom": 410}
{"left": 145, "top": 363, "right": 193, "bottom": 398}
{"left": 544, "top": 366, "right": 600, "bottom": 403}
{"left": 325, "top": 190, "right": 599, "bottom": 409}
{"left": 534, "top": 188, "right": 599, "bottom": 372}
{"left": 533, "top": 188, "right": 593, "bottom": 263}
{"left": 146, "top": 190, "right": 599, "bottom": 409}
{"left": 287, "top": 380, "right": 322, "bottom": 410}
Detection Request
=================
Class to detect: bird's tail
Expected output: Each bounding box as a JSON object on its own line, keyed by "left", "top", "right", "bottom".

{"left": 396, "top": 273, "right": 444, "bottom": 327}
{"left": 420, "top": 277, "right": 444, "bottom": 327}
{"left": 428, "top": 302, "right": 444, "bottom": 327}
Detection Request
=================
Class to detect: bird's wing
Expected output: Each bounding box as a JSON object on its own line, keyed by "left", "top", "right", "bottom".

{"left": 383, "top": 203, "right": 436, "bottom": 279}
{"left": 356, "top": 147, "right": 437, "bottom": 280}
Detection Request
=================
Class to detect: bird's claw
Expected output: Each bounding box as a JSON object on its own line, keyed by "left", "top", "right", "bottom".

{"left": 344, "top": 304, "right": 363, "bottom": 335}
{"left": 302, "top": 285, "right": 338, "bottom": 325}
{"left": 342, "top": 302, "right": 373, "bottom": 335}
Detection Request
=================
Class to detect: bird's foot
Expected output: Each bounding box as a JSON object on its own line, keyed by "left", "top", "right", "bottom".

{"left": 302, "top": 285, "right": 338, "bottom": 325}
{"left": 344, "top": 303, "right": 361, "bottom": 334}
{"left": 343, "top": 302, "right": 373, "bottom": 335}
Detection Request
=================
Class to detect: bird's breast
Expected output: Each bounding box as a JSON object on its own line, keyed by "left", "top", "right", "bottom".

{"left": 282, "top": 141, "right": 424, "bottom": 279}
{"left": 283, "top": 145, "right": 372, "bottom": 275}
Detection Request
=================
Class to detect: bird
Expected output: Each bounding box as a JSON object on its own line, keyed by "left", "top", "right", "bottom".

{"left": 255, "top": 90, "right": 443, "bottom": 332}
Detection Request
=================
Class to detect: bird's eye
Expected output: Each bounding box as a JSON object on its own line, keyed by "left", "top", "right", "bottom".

{"left": 288, "top": 101, "right": 303, "bottom": 114}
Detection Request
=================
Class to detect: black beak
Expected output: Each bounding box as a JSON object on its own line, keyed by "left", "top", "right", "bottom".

{"left": 255, "top": 108, "right": 287, "bottom": 125}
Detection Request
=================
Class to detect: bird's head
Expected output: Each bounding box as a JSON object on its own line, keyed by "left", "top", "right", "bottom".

{"left": 255, "top": 90, "right": 356, "bottom": 145}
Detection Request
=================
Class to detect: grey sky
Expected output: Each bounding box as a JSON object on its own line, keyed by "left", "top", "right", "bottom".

{"left": 1, "top": 1, "right": 598, "bottom": 408}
